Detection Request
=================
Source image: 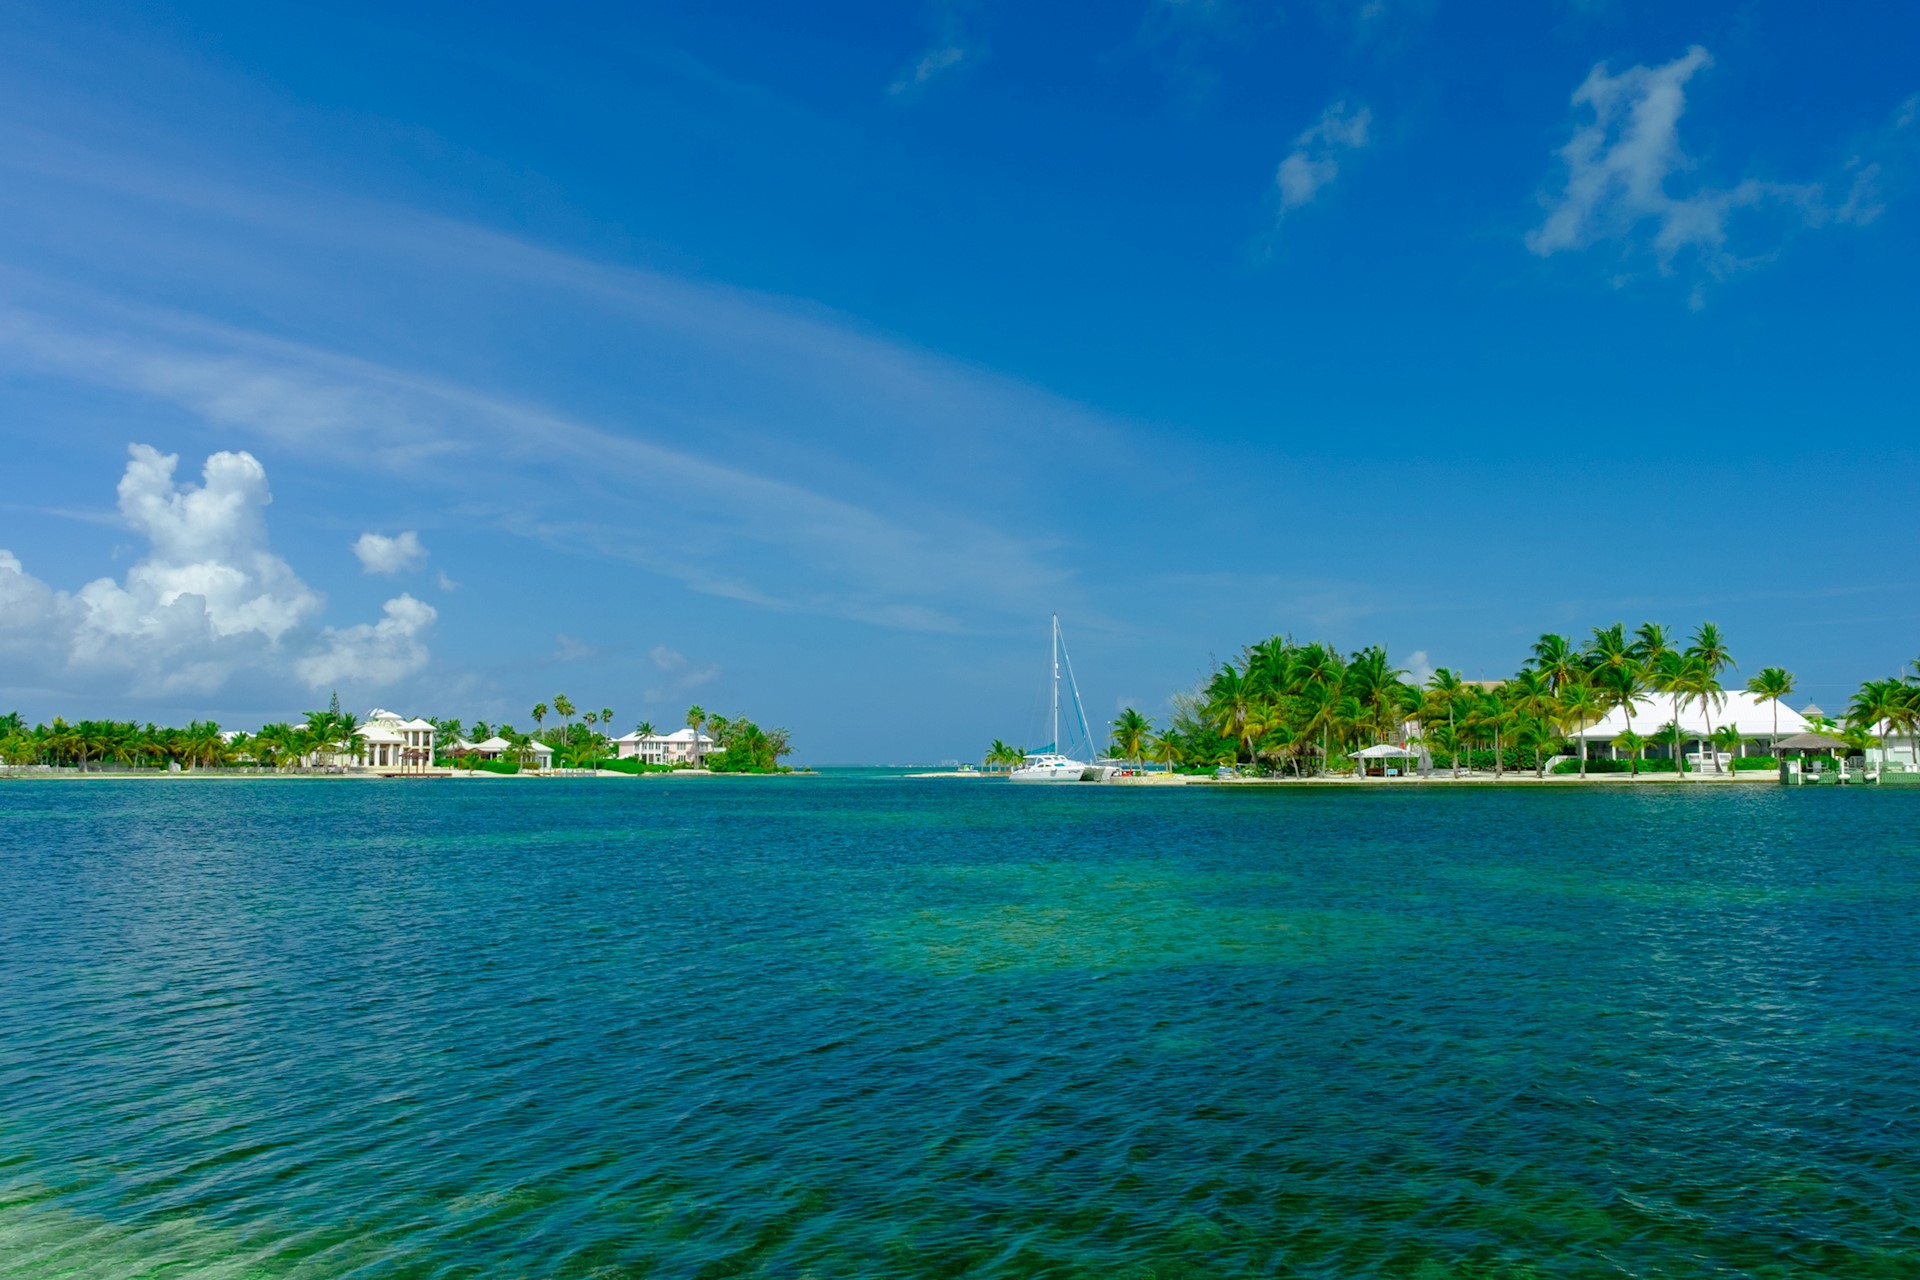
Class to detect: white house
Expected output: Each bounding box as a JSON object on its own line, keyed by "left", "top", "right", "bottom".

{"left": 355, "top": 709, "right": 438, "bottom": 770}
{"left": 451, "top": 735, "right": 552, "bottom": 769}
{"left": 1565, "top": 691, "right": 1810, "bottom": 759}
{"left": 612, "top": 727, "right": 715, "bottom": 766}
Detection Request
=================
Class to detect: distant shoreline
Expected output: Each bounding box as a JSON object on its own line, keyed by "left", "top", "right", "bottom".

{"left": 0, "top": 767, "right": 831, "bottom": 782}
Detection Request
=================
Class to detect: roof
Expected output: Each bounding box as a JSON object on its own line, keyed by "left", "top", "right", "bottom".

{"left": 398, "top": 718, "right": 436, "bottom": 731}
{"left": 613, "top": 728, "right": 714, "bottom": 744}
{"left": 1799, "top": 702, "right": 1825, "bottom": 717}
{"left": 1352, "top": 743, "right": 1418, "bottom": 758}
{"left": 470, "top": 736, "right": 512, "bottom": 752}
{"left": 1774, "top": 732, "right": 1847, "bottom": 750}
{"left": 1566, "top": 691, "right": 1812, "bottom": 741}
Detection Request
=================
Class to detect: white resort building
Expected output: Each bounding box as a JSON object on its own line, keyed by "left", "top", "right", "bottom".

{"left": 356, "top": 709, "right": 438, "bottom": 770}
{"left": 1565, "top": 691, "right": 1812, "bottom": 760}
{"left": 612, "top": 727, "right": 715, "bottom": 766}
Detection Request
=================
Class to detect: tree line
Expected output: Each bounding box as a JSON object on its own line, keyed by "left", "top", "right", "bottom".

{"left": 0, "top": 695, "right": 794, "bottom": 773}
{"left": 984, "top": 623, "right": 1920, "bottom": 779}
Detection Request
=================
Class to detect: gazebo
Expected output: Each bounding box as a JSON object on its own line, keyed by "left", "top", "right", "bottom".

{"left": 1774, "top": 731, "right": 1847, "bottom": 765}
{"left": 1351, "top": 743, "right": 1419, "bottom": 778}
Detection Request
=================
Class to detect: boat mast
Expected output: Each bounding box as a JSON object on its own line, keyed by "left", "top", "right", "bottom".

{"left": 1050, "top": 613, "right": 1060, "bottom": 754}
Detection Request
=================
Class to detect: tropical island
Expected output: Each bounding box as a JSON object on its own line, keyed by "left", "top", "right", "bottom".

{"left": 987, "top": 622, "right": 1920, "bottom": 782}
{"left": 0, "top": 695, "right": 796, "bottom": 776}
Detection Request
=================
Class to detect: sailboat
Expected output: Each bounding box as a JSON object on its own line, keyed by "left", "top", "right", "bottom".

{"left": 1010, "top": 615, "right": 1113, "bottom": 784}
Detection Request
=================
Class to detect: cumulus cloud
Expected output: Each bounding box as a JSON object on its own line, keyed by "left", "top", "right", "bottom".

{"left": 0, "top": 444, "right": 326, "bottom": 695}
{"left": 294, "top": 593, "right": 437, "bottom": 690}
{"left": 0, "top": 444, "right": 438, "bottom": 701}
{"left": 1276, "top": 101, "right": 1372, "bottom": 214}
{"left": 1524, "top": 46, "right": 1900, "bottom": 293}
{"left": 353, "top": 529, "right": 427, "bottom": 575}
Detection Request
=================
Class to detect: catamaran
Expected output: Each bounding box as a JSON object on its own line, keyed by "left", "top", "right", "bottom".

{"left": 1010, "top": 615, "right": 1114, "bottom": 784}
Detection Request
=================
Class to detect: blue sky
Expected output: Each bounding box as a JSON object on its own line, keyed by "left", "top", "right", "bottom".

{"left": 0, "top": 0, "right": 1914, "bottom": 760}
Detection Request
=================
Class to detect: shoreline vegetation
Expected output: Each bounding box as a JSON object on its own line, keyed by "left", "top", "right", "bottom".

{"left": 0, "top": 694, "right": 800, "bottom": 779}
{"left": 988, "top": 621, "right": 1920, "bottom": 785}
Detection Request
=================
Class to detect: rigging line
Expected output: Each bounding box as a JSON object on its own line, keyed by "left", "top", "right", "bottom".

{"left": 1058, "top": 622, "right": 1096, "bottom": 760}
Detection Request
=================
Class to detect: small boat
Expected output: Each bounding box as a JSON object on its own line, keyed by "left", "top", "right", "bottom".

{"left": 1009, "top": 616, "right": 1114, "bottom": 784}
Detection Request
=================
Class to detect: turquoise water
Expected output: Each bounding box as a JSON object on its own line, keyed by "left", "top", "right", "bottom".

{"left": 3, "top": 777, "right": 1918, "bottom": 1278}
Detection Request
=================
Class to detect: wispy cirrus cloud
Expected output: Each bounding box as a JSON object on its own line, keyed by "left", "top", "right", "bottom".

{"left": 0, "top": 121, "right": 1146, "bottom": 638}
{"left": 1275, "top": 100, "right": 1373, "bottom": 215}
{"left": 1527, "top": 47, "right": 1913, "bottom": 302}
{"left": 890, "top": 2, "right": 980, "bottom": 98}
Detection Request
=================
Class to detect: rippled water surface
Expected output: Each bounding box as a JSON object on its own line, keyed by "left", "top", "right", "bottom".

{"left": 4, "top": 776, "right": 1920, "bottom": 1277}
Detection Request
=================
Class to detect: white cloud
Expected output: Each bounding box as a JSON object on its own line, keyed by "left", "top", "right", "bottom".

{"left": 435, "top": 569, "right": 458, "bottom": 592}
{"left": 294, "top": 593, "right": 437, "bottom": 690}
{"left": 0, "top": 444, "right": 327, "bottom": 695}
{"left": 1402, "top": 648, "right": 1437, "bottom": 687}
{"left": 1524, "top": 46, "right": 1870, "bottom": 289}
{"left": 644, "top": 643, "right": 719, "bottom": 703}
{"left": 352, "top": 529, "right": 427, "bottom": 575}
{"left": 0, "top": 444, "right": 444, "bottom": 702}
{"left": 553, "top": 633, "right": 597, "bottom": 663}
{"left": 890, "top": 3, "right": 978, "bottom": 97}
{"left": 1276, "top": 101, "right": 1372, "bottom": 213}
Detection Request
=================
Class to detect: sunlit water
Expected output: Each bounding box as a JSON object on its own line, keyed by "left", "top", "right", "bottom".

{"left": 3, "top": 776, "right": 1918, "bottom": 1277}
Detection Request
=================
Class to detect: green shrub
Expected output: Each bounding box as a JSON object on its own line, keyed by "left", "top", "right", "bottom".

{"left": 473, "top": 758, "right": 519, "bottom": 775}
{"left": 589, "top": 757, "right": 673, "bottom": 775}
{"left": 1549, "top": 756, "right": 1677, "bottom": 774}
{"left": 1429, "top": 748, "right": 1560, "bottom": 772}
{"left": 1732, "top": 756, "right": 1778, "bottom": 771}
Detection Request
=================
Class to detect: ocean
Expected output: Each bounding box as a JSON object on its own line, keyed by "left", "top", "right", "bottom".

{"left": 2, "top": 775, "right": 1917, "bottom": 1277}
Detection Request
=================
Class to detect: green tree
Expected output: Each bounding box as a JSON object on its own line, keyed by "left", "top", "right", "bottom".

{"left": 1505, "top": 669, "right": 1559, "bottom": 778}
{"left": 1109, "top": 708, "right": 1152, "bottom": 768}
{"left": 1710, "top": 722, "right": 1744, "bottom": 766}
{"left": 1151, "top": 729, "right": 1182, "bottom": 775}
{"left": 1556, "top": 679, "right": 1604, "bottom": 778}
{"left": 686, "top": 705, "right": 707, "bottom": 765}
{"left": 1745, "top": 667, "right": 1796, "bottom": 752}
{"left": 1614, "top": 729, "right": 1647, "bottom": 778}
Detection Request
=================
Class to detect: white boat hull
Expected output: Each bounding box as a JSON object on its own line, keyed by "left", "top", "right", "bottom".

{"left": 1010, "top": 755, "right": 1110, "bottom": 783}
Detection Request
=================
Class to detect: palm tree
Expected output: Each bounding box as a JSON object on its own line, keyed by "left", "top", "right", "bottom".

{"left": 1151, "top": 729, "right": 1182, "bottom": 775}
{"left": 531, "top": 703, "right": 547, "bottom": 740}
{"left": 1743, "top": 667, "right": 1795, "bottom": 755}
{"left": 1205, "top": 665, "right": 1258, "bottom": 767}
{"left": 1671, "top": 655, "right": 1726, "bottom": 773}
{"left": 1687, "top": 622, "right": 1735, "bottom": 681}
{"left": 1848, "top": 679, "right": 1904, "bottom": 763}
{"left": 1711, "top": 723, "right": 1744, "bottom": 768}
{"left": 1531, "top": 633, "right": 1582, "bottom": 693}
{"left": 1614, "top": 729, "right": 1647, "bottom": 778}
{"left": 1505, "top": 669, "right": 1559, "bottom": 778}
{"left": 1467, "top": 691, "right": 1510, "bottom": 779}
{"left": 553, "top": 695, "right": 575, "bottom": 746}
{"left": 1634, "top": 623, "right": 1683, "bottom": 747}
{"left": 1556, "top": 679, "right": 1603, "bottom": 778}
{"left": 1427, "top": 722, "right": 1465, "bottom": 778}
{"left": 1653, "top": 721, "right": 1688, "bottom": 776}
{"left": 1109, "top": 708, "right": 1152, "bottom": 769}
{"left": 686, "top": 705, "right": 706, "bottom": 765}
{"left": 1422, "top": 669, "right": 1465, "bottom": 775}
